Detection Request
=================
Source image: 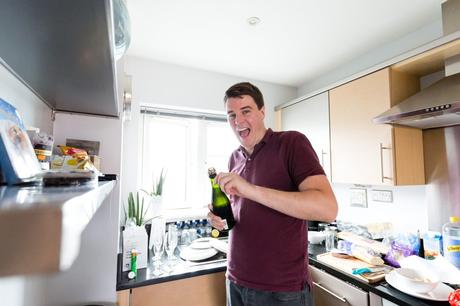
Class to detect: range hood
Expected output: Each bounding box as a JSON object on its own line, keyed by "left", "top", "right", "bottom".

{"left": 374, "top": 0, "right": 460, "bottom": 129}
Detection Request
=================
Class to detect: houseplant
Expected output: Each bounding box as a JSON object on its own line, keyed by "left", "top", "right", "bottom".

{"left": 142, "top": 168, "right": 167, "bottom": 218}
{"left": 142, "top": 168, "right": 167, "bottom": 197}
{"left": 123, "top": 191, "right": 152, "bottom": 226}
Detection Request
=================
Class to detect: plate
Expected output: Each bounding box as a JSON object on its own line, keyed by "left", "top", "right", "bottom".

{"left": 209, "top": 238, "right": 229, "bottom": 254}
{"left": 179, "top": 246, "right": 218, "bottom": 261}
{"left": 189, "top": 238, "right": 213, "bottom": 249}
{"left": 385, "top": 270, "right": 454, "bottom": 301}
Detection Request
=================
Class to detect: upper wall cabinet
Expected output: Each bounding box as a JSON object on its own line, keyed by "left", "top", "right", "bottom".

{"left": 280, "top": 92, "right": 331, "bottom": 178}
{"left": 0, "top": 0, "right": 119, "bottom": 117}
{"left": 329, "top": 68, "right": 425, "bottom": 186}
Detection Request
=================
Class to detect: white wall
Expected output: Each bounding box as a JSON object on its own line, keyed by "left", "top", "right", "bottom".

{"left": 297, "top": 19, "right": 443, "bottom": 96}
{"left": 333, "top": 184, "right": 428, "bottom": 233}
{"left": 0, "top": 64, "right": 52, "bottom": 134}
{"left": 121, "top": 56, "right": 297, "bottom": 218}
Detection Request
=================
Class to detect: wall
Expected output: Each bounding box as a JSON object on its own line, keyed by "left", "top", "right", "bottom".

{"left": 297, "top": 19, "right": 443, "bottom": 97}
{"left": 333, "top": 184, "right": 428, "bottom": 233}
{"left": 0, "top": 64, "right": 52, "bottom": 133}
{"left": 121, "top": 56, "right": 297, "bottom": 219}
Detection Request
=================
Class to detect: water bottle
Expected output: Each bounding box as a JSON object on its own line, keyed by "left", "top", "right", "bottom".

{"left": 442, "top": 216, "right": 460, "bottom": 268}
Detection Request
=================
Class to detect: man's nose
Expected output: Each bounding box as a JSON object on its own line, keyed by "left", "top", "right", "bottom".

{"left": 234, "top": 113, "right": 243, "bottom": 125}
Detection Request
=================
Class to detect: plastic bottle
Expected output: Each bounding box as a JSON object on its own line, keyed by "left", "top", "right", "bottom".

{"left": 442, "top": 216, "right": 460, "bottom": 269}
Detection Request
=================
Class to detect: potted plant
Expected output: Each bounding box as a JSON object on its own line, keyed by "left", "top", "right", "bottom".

{"left": 142, "top": 168, "right": 167, "bottom": 218}
{"left": 123, "top": 191, "right": 153, "bottom": 227}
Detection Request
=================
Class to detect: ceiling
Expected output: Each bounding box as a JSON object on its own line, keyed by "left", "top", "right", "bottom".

{"left": 126, "top": 0, "right": 442, "bottom": 87}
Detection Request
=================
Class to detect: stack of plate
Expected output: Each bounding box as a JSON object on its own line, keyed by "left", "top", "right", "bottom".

{"left": 179, "top": 238, "right": 228, "bottom": 261}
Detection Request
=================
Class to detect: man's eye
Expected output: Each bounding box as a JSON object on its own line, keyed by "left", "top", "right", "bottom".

{"left": 228, "top": 114, "right": 236, "bottom": 120}
{"left": 242, "top": 110, "right": 250, "bottom": 115}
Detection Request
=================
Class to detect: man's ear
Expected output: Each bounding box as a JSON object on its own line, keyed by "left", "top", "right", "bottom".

{"left": 260, "top": 106, "right": 266, "bottom": 118}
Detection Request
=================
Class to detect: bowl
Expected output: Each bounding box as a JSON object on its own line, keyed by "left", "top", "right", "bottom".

{"left": 308, "top": 231, "right": 326, "bottom": 244}
{"left": 394, "top": 267, "right": 440, "bottom": 293}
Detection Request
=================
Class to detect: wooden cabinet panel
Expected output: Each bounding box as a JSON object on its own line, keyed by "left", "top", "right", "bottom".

{"left": 131, "top": 272, "right": 226, "bottom": 306}
{"left": 117, "top": 289, "right": 130, "bottom": 306}
{"left": 329, "top": 68, "right": 425, "bottom": 185}
{"left": 281, "top": 92, "right": 331, "bottom": 178}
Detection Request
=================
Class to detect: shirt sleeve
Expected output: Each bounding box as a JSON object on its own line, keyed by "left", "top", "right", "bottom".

{"left": 285, "top": 131, "right": 325, "bottom": 188}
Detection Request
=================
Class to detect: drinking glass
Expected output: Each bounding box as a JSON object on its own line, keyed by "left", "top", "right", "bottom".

{"left": 165, "top": 224, "right": 178, "bottom": 261}
{"left": 325, "top": 226, "right": 337, "bottom": 252}
{"left": 164, "top": 224, "right": 178, "bottom": 273}
{"left": 151, "top": 217, "right": 166, "bottom": 276}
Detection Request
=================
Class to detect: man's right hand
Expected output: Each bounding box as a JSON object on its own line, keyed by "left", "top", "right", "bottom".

{"left": 207, "top": 204, "right": 226, "bottom": 231}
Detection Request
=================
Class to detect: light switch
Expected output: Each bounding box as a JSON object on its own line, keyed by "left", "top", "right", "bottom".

{"left": 371, "top": 190, "right": 393, "bottom": 203}
{"left": 350, "top": 188, "right": 367, "bottom": 208}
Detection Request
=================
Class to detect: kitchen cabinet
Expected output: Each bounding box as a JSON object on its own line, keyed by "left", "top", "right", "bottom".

{"left": 0, "top": 0, "right": 119, "bottom": 117}
{"left": 280, "top": 92, "right": 331, "bottom": 178}
{"left": 310, "top": 265, "right": 368, "bottom": 306}
{"left": 130, "top": 271, "right": 226, "bottom": 306}
{"left": 329, "top": 68, "right": 425, "bottom": 185}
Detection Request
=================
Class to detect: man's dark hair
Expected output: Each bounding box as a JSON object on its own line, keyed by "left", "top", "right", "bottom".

{"left": 224, "top": 82, "right": 264, "bottom": 109}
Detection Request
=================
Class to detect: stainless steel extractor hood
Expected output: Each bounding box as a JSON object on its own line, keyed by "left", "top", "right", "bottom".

{"left": 374, "top": 0, "right": 460, "bottom": 129}
{"left": 373, "top": 72, "right": 460, "bottom": 129}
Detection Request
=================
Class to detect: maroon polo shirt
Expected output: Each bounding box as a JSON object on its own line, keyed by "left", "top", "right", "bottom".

{"left": 226, "top": 128, "right": 325, "bottom": 292}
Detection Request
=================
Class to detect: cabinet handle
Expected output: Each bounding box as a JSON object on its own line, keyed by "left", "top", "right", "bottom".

{"left": 379, "top": 143, "right": 392, "bottom": 183}
{"left": 321, "top": 150, "right": 327, "bottom": 167}
{"left": 312, "top": 281, "right": 348, "bottom": 303}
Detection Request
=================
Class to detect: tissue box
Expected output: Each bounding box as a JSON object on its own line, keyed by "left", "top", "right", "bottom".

{"left": 122, "top": 226, "right": 148, "bottom": 272}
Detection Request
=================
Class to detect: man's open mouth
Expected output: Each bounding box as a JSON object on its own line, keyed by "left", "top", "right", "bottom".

{"left": 238, "top": 127, "right": 250, "bottom": 138}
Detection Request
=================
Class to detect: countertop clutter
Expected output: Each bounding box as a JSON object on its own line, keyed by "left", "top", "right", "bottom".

{"left": 0, "top": 180, "right": 115, "bottom": 276}
{"left": 117, "top": 242, "right": 454, "bottom": 306}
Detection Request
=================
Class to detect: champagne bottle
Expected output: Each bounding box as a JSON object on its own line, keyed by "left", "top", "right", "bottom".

{"left": 208, "top": 167, "right": 235, "bottom": 235}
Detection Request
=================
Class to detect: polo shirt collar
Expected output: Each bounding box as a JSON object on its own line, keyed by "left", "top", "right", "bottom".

{"left": 238, "top": 128, "right": 273, "bottom": 158}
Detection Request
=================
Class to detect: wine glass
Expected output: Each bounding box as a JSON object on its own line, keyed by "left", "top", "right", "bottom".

{"left": 165, "top": 224, "right": 178, "bottom": 267}
{"left": 150, "top": 217, "right": 165, "bottom": 276}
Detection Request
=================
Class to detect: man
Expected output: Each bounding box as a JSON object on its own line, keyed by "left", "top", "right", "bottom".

{"left": 208, "top": 82, "right": 338, "bottom": 306}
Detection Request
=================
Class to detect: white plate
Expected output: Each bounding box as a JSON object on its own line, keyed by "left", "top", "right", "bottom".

{"left": 180, "top": 246, "right": 218, "bottom": 261}
{"left": 189, "top": 238, "right": 213, "bottom": 249}
{"left": 209, "top": 238, "right": 229, "bottom": 254}
{"left": 385, "top": 270, "right": 454, "bottom": 301}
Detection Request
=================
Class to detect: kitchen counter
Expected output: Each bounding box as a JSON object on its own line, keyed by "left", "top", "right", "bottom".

{"left": 116, "top": 248, "right": 227, "bottom": 291}
{"left": 0, "top": 180, "right": 116, "bottom": 276}
{"left": 308, "top": 244, "right": 451, "bottom": 306}
{"left": 117, "top": 242, "right": 452, "bottom": 305}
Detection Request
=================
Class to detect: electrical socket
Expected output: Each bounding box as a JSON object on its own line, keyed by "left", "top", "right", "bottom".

{"left": 350, "top": 188, "right": 367, "bottom": 208}
{"left": 371, "top": 189, "right": 393, "bottom": 203}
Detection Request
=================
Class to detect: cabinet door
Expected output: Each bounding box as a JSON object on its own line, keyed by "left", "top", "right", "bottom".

{"left": 330, "top": 69, "right": 393, "bottom": 185}
{"left": 131, "top": 272, "right": 226, "bottom": 306}
{"left": 329, "top": 68, "right": 424, "bottom": 186}
{"left": 310, "top": 265, "right": 368, "bottom": 306}
{"left": 281, "top": 92, "right": 331, "bottom": 178}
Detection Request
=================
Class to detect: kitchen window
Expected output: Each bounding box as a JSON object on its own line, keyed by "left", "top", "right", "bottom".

{"left": 140, "top": 106, "right": 239, "bottom": 211}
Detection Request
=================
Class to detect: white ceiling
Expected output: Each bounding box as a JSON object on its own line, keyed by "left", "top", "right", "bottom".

{"left": 126, "top": 0, "right": 442, "bottom": 87}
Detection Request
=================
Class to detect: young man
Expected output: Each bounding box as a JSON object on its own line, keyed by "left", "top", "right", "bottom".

{"left": 208, "top": 82, "right": 338, "bottom": 306}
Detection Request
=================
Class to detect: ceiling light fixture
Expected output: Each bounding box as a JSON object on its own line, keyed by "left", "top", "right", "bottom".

{"left": 247, "top": 16, "right": 261, "bottom": 26}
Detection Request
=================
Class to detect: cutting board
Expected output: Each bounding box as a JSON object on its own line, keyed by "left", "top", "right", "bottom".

{"left": 316, "top": 252, "right": 390, "bottom": 283}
